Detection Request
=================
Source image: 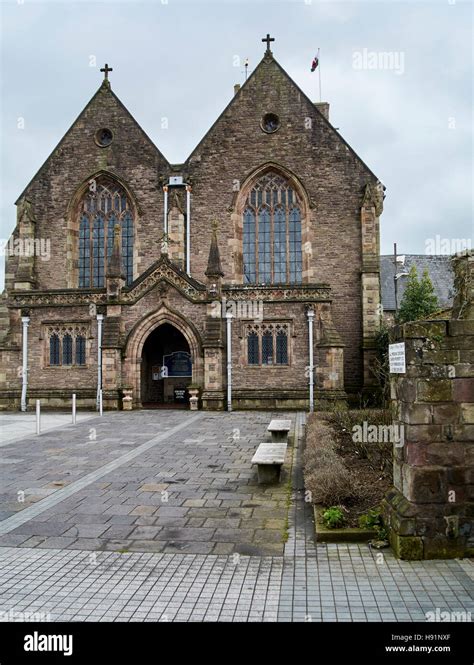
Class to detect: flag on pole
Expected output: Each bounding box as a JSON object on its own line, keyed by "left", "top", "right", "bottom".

{"left": 311, "top": 50, "right": 319, "bottom": 72}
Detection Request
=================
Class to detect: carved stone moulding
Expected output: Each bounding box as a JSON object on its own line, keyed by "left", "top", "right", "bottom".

{"left": 10, "top": 291, "right": 107, "bottom": 308}
{"left": 222, "top": 284, "right": 331, "bottom": 302}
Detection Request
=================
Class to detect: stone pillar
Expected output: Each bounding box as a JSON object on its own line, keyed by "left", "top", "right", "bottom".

{"left": 360, "top": 183, "right": 383, "bottom": 391}
{"left": 315, "top": 302, "right": 347, "bottom": 406}
{"left": 383, "top": 250, "right": 474, "bottom": 559}
{"left": 14, "top": 198, "right": 37, "bottom": 290}
{"left": 201, "top": 228, "right": 225, "bottom": 410}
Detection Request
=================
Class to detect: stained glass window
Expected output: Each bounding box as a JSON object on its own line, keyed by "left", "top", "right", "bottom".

{"left": 289, "top": 206, "right": 302, "bottom": 283}
{"left": 247, "top": 332, "right": 259, "bottom": 365}
{"left": 49, "top": 334, "right": 60, "bottom": 366}
{"left": 262, "top": 331, "right": 273, "bottom": 365}
{"left": 242, "top": 172, "right": 302, "bottom": 284}
{"left": 276, "top": 330, "right": 288, "bottom": 364}
{"left": 246, "top": 324, "right": 290, "bottom": 367}
{"left": 122, "top": 211, "right": 133, "bottom": 285}
{"left": 79, "top": 215, "right": 90, "bottom": 288}
{"left": 63, "top": 334, "right": 73, "bottom": 365}
{"left": 77, "top": 178, "right": 134, "bottom": 288}
{"left": 243, "top": 207, "right": 256, "bottom": 284}
{"left": 92, "top": 216, "right": 105, "bottom": 287}
{"left": 258, "top": 207, "right": 271, "bottom": 284}
{"left": 273, "top": 205, "right": 286, "bottom": 284}
{"left": 76, "top": 336, "right": 86, "bottom": 365}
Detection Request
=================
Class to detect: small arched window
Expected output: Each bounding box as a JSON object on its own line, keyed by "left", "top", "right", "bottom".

{"left": 76, "top": 335, "right": 86, "bottom": 366}
{"left": 242, "top": 171, "right": 303, "bottom": 284}
{"left": 63, "top": 334, "right": 73, "bottom": 365}
{"left": 262, "top": 331, "right": 273, "bottom": 365}
{"left": 77, "top": 178, "right": 134, "bottom": 287}
{"left": 247, "top": 331, "right": 259, "bottom": 365}
{"left": 49, "top": 334, "right": 60, "bottom": 366}
{"left": 276, "top": 330, "right": 288, "bottom": 365}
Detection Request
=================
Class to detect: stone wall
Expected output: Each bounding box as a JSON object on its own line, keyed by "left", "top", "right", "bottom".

{"left": 383, "top": 252, "right": 473, "bottom": 559}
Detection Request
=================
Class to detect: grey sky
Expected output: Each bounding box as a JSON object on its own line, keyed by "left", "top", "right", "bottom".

{"left": 1, "top": 0, "right": 473, "bottom": 291}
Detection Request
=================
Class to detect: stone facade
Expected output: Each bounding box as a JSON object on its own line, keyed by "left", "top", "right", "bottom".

{"left": 0, "top": 46, "right": 384, "bottom": 411}
{"left": 383, "top": 251, "right": 474, "bottom": 559}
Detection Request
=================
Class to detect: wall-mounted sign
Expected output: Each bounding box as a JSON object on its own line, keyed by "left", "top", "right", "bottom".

{"left": 389, "top": 342, "right": 406, "bottom": 374}
{"left": 162, "top": 351, "right": 192, "bottom": 378}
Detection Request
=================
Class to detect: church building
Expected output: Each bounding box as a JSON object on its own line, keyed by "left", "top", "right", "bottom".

{"left": 0, "top": 37, "right": 385, "bottom": 411}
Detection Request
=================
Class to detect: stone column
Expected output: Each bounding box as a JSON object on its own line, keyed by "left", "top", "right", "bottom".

{"left": 383, "top": 250, "right": 474, "bottom": 559}
{"left": 360, "top": 183, "right": 383, "bottom": 391}
{"left": 315, "top": 302, "right": 347, "bottom": 406}
{"left": 201, "top": 228, "right": 225, "bottom": 410}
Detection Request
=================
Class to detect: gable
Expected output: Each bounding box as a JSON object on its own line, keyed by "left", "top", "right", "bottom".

{"left": 185, "top": 53, "right": 382, "bottom": 186}
{"left": 16, "top": 81, "right": 169, "bottom": 205}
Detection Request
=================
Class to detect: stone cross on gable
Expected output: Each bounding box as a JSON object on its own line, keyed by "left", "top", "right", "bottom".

{"left": 100, "top": 63, "right": 113, "bottom": 80}
{"left": 262, "top": 33, "right": 275, "bottom": 53}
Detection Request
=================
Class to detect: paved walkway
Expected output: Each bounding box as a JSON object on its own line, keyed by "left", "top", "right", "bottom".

{"left": 0, "top": 411, "right": 97, "bottom": 447}
{"left": 0, "top": 410, "right": 472, "bottom": 622}
{"left": 0, "top": 411, "right": 290, "bottom": 555}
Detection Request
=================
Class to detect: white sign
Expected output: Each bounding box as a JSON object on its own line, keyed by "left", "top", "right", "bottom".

{"left": 389, "top": 342, "right": 406, "bottom": 374}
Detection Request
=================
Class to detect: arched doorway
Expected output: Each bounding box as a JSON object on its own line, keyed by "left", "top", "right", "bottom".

{"left": 141, "top": 323, "right": 192, "bottom": 407}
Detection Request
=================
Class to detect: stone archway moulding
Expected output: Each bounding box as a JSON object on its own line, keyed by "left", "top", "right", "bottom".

{"left": 123, "top": 306, "right": 204, "bottom": 407}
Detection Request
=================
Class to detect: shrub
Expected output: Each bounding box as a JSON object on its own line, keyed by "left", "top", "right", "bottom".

{"left": 304, "top": 415, "right": 360, "bottom": 506}
{"left": 322, "top": 506, "right": 345, "bottom": 529}
{"left": 328, "top": 407, "right": 393, "bottom": 471}
{"left": 358, "top": 507, "right": 388, "bottom": 540}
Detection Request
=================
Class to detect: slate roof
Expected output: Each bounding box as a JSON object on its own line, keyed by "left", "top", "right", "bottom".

{"left": 380, "top": 254, "right": 454, "bottom": 312}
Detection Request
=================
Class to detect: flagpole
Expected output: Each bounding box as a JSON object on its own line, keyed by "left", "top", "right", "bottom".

{"left": 318, "top": 48, "right": 322, "bottom": 102}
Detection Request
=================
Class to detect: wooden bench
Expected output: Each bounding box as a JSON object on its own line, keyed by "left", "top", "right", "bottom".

{"left": 251, "top": 442, "right": 287, "bottom": 484}
{"left": 267, "top": 419, "right": 291, "bottom": 443}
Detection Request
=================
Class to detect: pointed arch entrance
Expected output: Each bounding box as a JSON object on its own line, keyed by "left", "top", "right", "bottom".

{"left": 123, "top": 307, "right": 203, "bottom": 408}
{"left": 141, "top": 323, "right": 191, "bottom": 406}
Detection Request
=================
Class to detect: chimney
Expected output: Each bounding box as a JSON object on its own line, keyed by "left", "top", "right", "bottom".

{"left": 315, "top": 102, "right": 330, "bottom": 120}
{"left": 234, "top": 84, "right": 241, "bottom": 96}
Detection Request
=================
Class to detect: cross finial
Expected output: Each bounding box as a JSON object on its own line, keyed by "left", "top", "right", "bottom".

{"left": 262, "top": 33, "right": 275, "bottom": 53}
{"left": 100, "top": 63, "right": 113, "bottom": 80}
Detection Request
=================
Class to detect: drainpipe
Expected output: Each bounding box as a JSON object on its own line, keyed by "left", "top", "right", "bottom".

{"left": 20, "top": 315, "right": 30, "bottom": 412}
{"left": 226, "top": 311, "right": 232, "bottom": 412}
{"left": 163, "top": 185, "right": 169, "bottom": 238}
{"left": 186, "top": 184, "right": 192, "bottom": 276}
{"left": 96, "top": 313, "right": 104, "bottom": 411}
{"left": 307, "top": 308, "right": 314, "bottom": 413}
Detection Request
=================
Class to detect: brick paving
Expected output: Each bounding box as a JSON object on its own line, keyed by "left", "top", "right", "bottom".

{"left": 0, "top": 410, "right": 473, "bottom": 622}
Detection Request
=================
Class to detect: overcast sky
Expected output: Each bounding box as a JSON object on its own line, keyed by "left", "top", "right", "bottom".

{"left": 1, "top": 0, "right": 472, "bottom": 290}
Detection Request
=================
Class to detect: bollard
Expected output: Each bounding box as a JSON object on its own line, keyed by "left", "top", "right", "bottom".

{"left": 99, "top": 389, "right": 103, "bottom": 416}
{"left": 36, "top": 399, "right": 41, "bottom": 435}
{"left": 72, "top": 393, "right": 76, "bottom": 425}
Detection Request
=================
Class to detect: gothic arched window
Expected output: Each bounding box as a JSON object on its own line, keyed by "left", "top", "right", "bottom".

{"left": 77, "top": 178, "right": 134, "bottom": 288}
{"left": 63, "top": 334, "right": 73, "bottom": 365}
{"left": 49, "top": 334, "right": 60, "bottom": 366}
{"left": 247, "top": 331, "right": 259, "bottom": 365}
{"left": 276, "top": 329, "right": 288, "bottom": 364}
{"left": 76, "top": 335, "right": 86, "bottom": 366}
{"left": 262, "top": 331, "right": 273, "bottom": 365}
{"left": 242, "top": 172, "right": 303, "bottom": 284}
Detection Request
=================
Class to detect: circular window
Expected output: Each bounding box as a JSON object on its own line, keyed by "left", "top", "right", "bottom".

{"left": 95, "top": 128, "right": 113, "bottom": 147}
{"left": 261, "top": 113, "right": 280, "bottom": 134}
